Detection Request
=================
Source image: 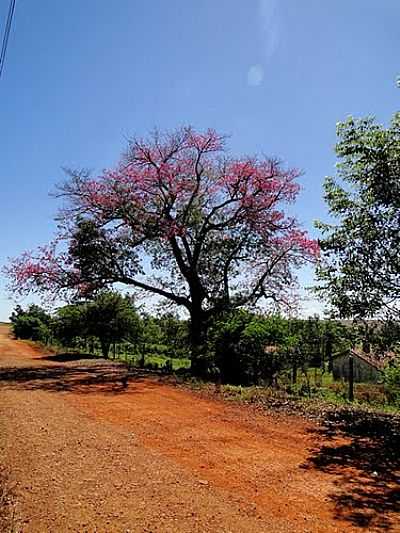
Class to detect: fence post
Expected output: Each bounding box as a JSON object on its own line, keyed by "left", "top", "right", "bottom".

{"left": 348, "top": 351, "right": 354, "bottom": 402}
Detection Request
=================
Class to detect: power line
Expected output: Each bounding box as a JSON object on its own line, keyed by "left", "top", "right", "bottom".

{"left": 0, "top": 0, "right": 16, "bottom": 80}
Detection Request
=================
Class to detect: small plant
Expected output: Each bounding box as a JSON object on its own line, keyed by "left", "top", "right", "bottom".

{"left": 328, "top": 381, "right": 347, "bottom": 399}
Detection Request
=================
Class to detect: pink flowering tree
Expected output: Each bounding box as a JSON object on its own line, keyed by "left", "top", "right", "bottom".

{"left": 6, "top": 127, "right": 318, "bottom": 374}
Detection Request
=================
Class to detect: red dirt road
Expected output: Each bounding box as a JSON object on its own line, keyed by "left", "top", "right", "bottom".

{"left": 0, "top": 325, "right": 397, "bottom": 532}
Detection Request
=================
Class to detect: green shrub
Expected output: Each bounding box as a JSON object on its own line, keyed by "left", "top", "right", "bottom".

{"left": 210, "top": 311, "right": 291, "bottom": 386}
{"left": 10, "top": 304, "right": 51, "bottom": 342}
{"left": 383, "top": 361, "right": 400, "bottom": 406}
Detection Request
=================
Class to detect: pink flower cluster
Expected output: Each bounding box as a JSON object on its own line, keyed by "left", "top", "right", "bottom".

{"left": 5, "top": 244, "right": 65, "bottom": 296}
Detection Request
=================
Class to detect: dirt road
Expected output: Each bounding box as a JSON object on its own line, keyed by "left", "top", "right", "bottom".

{"left": 0, "top": 325, "right": 397, "bottom": 532}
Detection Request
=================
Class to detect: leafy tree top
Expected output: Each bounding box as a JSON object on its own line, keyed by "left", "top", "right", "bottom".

{"left": 316, "top": 113, "right": 400, "bottom": 319}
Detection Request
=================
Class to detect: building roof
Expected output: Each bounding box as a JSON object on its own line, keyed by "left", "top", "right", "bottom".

{"left": 349, "top": 348, "right": 397, "bottom": 370}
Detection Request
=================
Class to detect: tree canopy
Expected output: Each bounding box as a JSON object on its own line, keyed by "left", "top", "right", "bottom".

{"left": 316, "top": 113, "right": 400, "bottom": 320}
{"left": 10, "top": 304, "right": 51, "bottom": 342}
{"left": 84, "top": 291, "right": 140, "bottom": 358}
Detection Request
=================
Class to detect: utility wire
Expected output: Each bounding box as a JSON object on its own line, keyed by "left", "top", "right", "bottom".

{"left": 0, "top": 0, "right": 16, "bottom": 80}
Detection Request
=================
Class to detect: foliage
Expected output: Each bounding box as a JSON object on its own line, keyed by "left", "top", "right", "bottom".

{"left": 84, "top": 291, "right": 141, "bottom": 358}
{"left": 6, "top": 127, "right": 318, "bottom": 374}
{"left": 53, "top": 304, "right": 86, "bottom": 348}
{"left": 210, "top": 309, "right": 255, "bottom": 384}
{"left": 9, "top": 304, "right": 51, "bottom": 342}
{"left": 368, "top": 320, "right": 400, "bottom": 353}
{"left": 210, "top": 312, "right": 301, "bottom": 385}
{"left": 156, "top": 312, "right": 189, "bottom": 358}
{"left": 209, "top": 310, "right": 353, "bottom": 386}
{"left": 383, "top": 360, "right": 400, "bottom": 406}
{"left": 10, "top": 292, "right": 141, "bottom": 359}
{"left": 140, "top": 354, "right": 190, "bottom": 371}
{"left": 316, "top": 113, "right": 400, "bottom": 319}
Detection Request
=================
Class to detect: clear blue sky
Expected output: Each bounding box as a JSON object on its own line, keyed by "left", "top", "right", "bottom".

{"left": 0, "top": 0, "right": 399, "bottom": 320}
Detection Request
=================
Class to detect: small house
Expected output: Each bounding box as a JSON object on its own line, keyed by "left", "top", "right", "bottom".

{"left": 332, "top": 348, "right": 395, "bottom": 383}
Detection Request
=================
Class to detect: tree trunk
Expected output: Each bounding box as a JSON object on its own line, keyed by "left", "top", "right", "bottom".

{"left": 140, "top": 344, "right": 145, "bottom": 368}
{"left": 189, "top": 307, "right": 208, "bottom": 377}
{"left": 100, "top": 340, "right": 110, "bottom": 359}
{"left": 348, "top": 352, "right": 354, "bottom": 401}
{"left": 326, "top": 334, "right": 333, "bottom": 373}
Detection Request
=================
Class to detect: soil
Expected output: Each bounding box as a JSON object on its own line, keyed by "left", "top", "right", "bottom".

{"left": 0, "top": 324, "right": 398, "bottom": 532}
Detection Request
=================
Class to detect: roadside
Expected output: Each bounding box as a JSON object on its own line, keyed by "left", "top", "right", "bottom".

{"left": 0, "top": 325, "right": 398, "bottom": 532}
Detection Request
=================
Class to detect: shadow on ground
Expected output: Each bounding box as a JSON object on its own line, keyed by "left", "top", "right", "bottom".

{"left": 303, "top": 408, "right": 400, "bottom": 530}
{"left": 0, "top": 357, "right": 165, "bottom": 394}
{"left": 42, "top": 352, "right": 101, "bottom": 362}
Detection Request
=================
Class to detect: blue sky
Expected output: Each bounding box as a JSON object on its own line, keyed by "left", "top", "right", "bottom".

{"left": 0, "top": 0, "right": 399, "bottom": 320}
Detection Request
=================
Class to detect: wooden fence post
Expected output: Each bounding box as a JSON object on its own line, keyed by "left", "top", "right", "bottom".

{"left": 348, "top": 351, "right": 354, "bottom": 402}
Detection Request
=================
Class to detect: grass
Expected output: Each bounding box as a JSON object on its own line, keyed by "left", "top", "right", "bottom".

{"left": 175, "top": 364, "right": 400, "bottom": 416}
{"left": 121, "top": 352, "right": 191, "bottom": 371}
{"left": 178, "top": 378, "right": 400, "bottom": 423}
{"left": 143, "top": 354, "right": 190, "bottom": 370}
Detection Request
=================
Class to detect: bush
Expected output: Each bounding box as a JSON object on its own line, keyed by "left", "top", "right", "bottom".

{"left": 10, "top": 305, "right": 51, "bottom": 342}
{"left": 383, "top": 360, "right": 400, "bottom": 406}
{"left": 147, "top": 343, "right": 169, "bottom": 356}
{"left": 210, "top": 311, "right": 292, "bottom": 386}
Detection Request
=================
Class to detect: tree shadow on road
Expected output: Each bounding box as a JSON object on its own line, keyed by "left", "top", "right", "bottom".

{"left": 302, "top": 408, "right": 400, "bottom": 530}
{"left": 0, "top": 360, "right": 165, "bottom": 395}
{"left": 42, "top": 352, "right": 101, "bottom": 362}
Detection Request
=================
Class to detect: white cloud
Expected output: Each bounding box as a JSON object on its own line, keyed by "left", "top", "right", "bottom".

{"left": 247, "top": 64, "right": 264, "bottom": 86}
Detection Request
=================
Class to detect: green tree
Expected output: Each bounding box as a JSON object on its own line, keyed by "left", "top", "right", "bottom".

{"left": 322, "top": 320, "right": 352, "bottom": 371}
{"left": 53, "top": 304, "right": 86, "bottom": 349}
{"left": 209, "top": 309, "right": 251, "bottom": 384}
{"left": 10, "top": 304, "right": 51, "bottom": 342}
{"left": 85, "top": 292, "right": 140, "bottom": 358}
{"left": 316, "top": 113, "right": 400, "bottom": 320}
{"left": 157, "top": 312, "right": 189, "bottom": 358}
